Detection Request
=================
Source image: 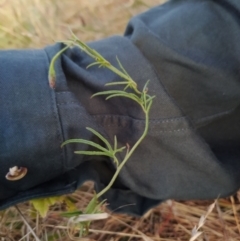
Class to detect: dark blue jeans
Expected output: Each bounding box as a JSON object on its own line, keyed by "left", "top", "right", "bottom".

{"left": 1, "top": 0, "right": 240, "bottom": 215}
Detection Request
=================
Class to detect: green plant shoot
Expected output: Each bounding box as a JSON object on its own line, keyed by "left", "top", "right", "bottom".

{"left": 47, "top": 31, "right": 155, "bottom": 238}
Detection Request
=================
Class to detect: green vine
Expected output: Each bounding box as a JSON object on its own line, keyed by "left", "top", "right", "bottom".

{"left": 48, "top": 31, "right": 155, "bottom": 238}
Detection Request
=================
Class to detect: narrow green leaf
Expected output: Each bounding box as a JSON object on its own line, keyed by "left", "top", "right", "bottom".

{"left": 146, "top": 99, "right": 154, "bottom": 112}
{"left": 145, "top": 95, "right": 156, "bottom": 103}
{"left": 105, "top": 81, "right": 129, "bottom": 86}
{"left": 85, "top": 193, "right": 98, "bottom": 214}
{"left": 143, "top": 92, "right": 147, "bottom": 109}
{"left": 142, "top": 79, "right": 150, "bottom": 92}
{"left": 92, "top": 90, "right": 141, "bottom": 100}
{"left": 123, "top": 83, "right": 132, "bottom": 91}
{"left": 86, "top": 127, "right": 113, "bottom": 152}
{"left": 106, "top": 93, "right": 141, "bottom": 103}
{"left": 61, "top": 210, "right": 83, "bottom": 217}
{"left": 71, "top": 36, "right": 96, "bottom": 59}
{"left": 115, "top": 146, "right": 126, "bottom": 153}
{"left": 86, "top": 62, "right": 100, "bottom": 69}
{"left": 116, "top": 56, "right": 131, "bottom": 78}
{"left": 114, "top": 135, "right": 117, "bottom": 151}
{"left": 74, "top": 151, "right": 113, "bottom": 157}
{"left": 94, "top": 199, "right": 107, "bottom": 213}
{"left": 61, "top": 139, "right": 109, "bottom": 153}
{"left": 92, "top": 90, "right": 128, "bottom": 97}
{"left": 142, "top": 80, "right": 151, "bottom": 108}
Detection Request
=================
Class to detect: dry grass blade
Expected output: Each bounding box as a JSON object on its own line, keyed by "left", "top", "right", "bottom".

{"left": 230, "top": 195, "right": 240, "bottom": 234}
{"left": 189, "top": 201, "right": 216, "bottom": 241}
{"left": 15, "top": 206, "right": 41, "bottom": 241}
{"left": 189, "top": 231, "right": 202, "bottom": 241}
{"left": 111, "top": 215, "right": 155, "bottom": 241}
{"left": 69, "top": 213, "right": 109, "bottom": 223}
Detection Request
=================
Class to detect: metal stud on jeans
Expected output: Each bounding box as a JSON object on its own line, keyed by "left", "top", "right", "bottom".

{"left": 5, "top": 166, "right": 28, "bottom": 181}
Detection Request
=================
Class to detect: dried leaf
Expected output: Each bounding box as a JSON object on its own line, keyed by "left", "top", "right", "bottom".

{"left": 191, "top": 226, "right": 198, "bottom": 235}
{"left": 198, "top": 215, "right": 206, "bottom": 229}
{"left": 70, "top": 213, "right": 109, "bottom": 223}
{"left": 140, "top": 233, "right": 154, "bottom": 241}
{"left": 189, "top": 231, "right": 202, "bottom": 241}
{"left": 205, "top": 201, "right": 216, "bottom": 217}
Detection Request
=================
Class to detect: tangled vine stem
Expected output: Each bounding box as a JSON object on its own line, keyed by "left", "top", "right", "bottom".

{"left": 48, "top": 32, "right": 155, "bottom": 237}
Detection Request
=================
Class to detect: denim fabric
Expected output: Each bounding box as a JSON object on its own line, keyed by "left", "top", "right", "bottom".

{"left": 0, "top": 0, "right": 240, "bottom": 215}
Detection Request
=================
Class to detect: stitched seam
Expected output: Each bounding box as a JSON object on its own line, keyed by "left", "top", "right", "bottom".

{"left": 56, "top": 102, "right": 188, "bottom": 123}
{"left": 43, "top": 49, "right": 65, "bottom": 172}
{"left": 151, "top": 128, "right": 188, "bottom": 133}
{"left": 92, "top": 114, "right": 186, "bottom": 123}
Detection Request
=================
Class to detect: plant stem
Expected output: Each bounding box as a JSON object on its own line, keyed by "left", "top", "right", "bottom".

{"left": 68, "top": 41, "right": 141, "bottom": 95}
{"left": 96, "top": 104, "right": 151, "bottom": 199}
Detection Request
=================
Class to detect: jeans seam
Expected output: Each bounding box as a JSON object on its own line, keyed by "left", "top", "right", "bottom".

{"left": 43, "top": 49, "right": 65, "bottom": 172}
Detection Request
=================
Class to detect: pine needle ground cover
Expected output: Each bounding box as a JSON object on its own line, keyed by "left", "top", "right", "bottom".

{"left": 0, "top": 0, "right": 240, "bottom": 240}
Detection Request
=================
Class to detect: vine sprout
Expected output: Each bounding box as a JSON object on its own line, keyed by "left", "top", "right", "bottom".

{"left": 48, "top": 31, "right": 155, "bottom": 238}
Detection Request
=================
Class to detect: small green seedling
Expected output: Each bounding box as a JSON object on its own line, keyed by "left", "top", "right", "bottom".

{"left": 45, "top": 31, "right": 155, "bottom": 238}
